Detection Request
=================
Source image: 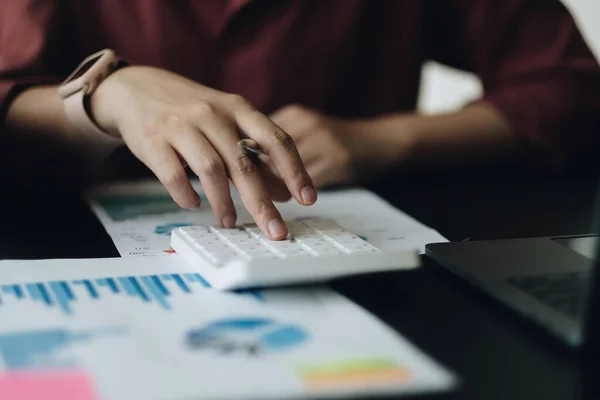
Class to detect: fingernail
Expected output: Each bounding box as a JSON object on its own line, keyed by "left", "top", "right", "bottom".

{"left": 300, "top": 186, "right": 317, "bottom": 204}
{"left": 222, "top": 215, "right": 236, "bottom": 228}
{"left": 268, "top": 219, "right": 287, "bottom": 238}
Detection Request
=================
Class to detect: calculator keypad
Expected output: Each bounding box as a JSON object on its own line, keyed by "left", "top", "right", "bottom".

{"left": 175, "top": 218, "right": 381, "bottom": 265}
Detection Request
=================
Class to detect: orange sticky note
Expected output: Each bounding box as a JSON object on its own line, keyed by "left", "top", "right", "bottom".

{"left": 0, "top": 370, "right": 97, "bottom": 400}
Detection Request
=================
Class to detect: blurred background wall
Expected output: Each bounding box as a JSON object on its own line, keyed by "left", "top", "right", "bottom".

{"left": 417, "top": 0, "right": 600, "bottom": 114}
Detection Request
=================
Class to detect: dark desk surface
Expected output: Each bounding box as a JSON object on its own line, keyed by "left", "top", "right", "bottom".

{"left": 1, "top": 172, "right": 598, "bottom": 400}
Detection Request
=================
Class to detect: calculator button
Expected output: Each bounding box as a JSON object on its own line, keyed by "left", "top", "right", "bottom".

{"left": 240, "top": 244, "right": 267, "bottom": 252}
{"left": 262, "top": 239, "right": 303, "bottom": 253}
{"left": 280, "top": 252, "right": 311, "bottom": 258}
{"left": 323, "top": 231, "right": 360, "bottom": 241}
{"left": 287, "top": 222, "right": 316, "bottom": 235}
{"left": 293, "top": 233, "right": 323, "bottom": 241}
{"left": 223, "top": 237, "right": 260, "bottom": 247}
{"left": 180, "top": 225, "right": 209, "bottom": 233}
{"left": 245, "top": 227, "right": 266, "bottom": 239}
{"left": 295, "top": 238, "right": 329, "bottom": 248}
{"left": 341, "top": 242, "right": 381, "bottom": 253}
{"left": 309, "top": 246, "right": 345, "bottom": 256}
{"left": 334, "top": 237, "right": 371, "bottom": 247}
{"left": 276, "top": 245, "right": 306, "bottom": 255}
{"left": 200, "top": 243, "right": 233, "bottom": 254}
{"left": 209, "top": 226, "right": 250, "bottom": 238}
{"left": 187, "top": 231, "right": 212, "bottom": 241}
{"left": 302, "top": 218, "right": 344, "bottom": 232}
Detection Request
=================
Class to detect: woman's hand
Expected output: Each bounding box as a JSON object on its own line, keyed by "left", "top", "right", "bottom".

{"left": 270, "top": 105, "right": 412, "bottom": 188}
{"left": 90, "top": 66, "right": 317, "bottom": 240}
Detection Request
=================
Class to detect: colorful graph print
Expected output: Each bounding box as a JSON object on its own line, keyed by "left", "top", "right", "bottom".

{"left": 0, "top": 327, "right": 125, "bottom": 370}
{"left": 0, "top": 371, "right": 97, "bottom": 400}
{"left": 154, "top": 223, "right": 193, "bottom": 236}
{"left": 297, "top": 357, "right": 412, "bottom": 389}
{"left": 0, "top": 273, "right": 264, "bottom": 316}
{"left": 97, "top": 194, "right": 207, "bottom": 222}
{"left": 186, "top": 317, "right": 308, "bottom": 355}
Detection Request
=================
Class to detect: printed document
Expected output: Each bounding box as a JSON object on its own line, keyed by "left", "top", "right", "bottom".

{"left": 0, "top": 257, "right": 456, "bottom": 400}
{"left": 86, "top": 180, "right": 447, "bottom": 257}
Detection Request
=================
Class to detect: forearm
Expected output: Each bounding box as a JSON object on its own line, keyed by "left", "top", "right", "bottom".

{"left": 6, "top": 85, "right": 84, "bottom": 148}
{"left": 0, "top": 85, "right": 127, "bottom": 188}
{"left": 365, "top": 103, "right": 535, "bottom": 170}
{"left": 4, "top": 84, "right": 124, "bottom": 174}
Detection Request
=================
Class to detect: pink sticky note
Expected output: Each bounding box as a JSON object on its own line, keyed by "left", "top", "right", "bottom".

{"left": 0, "top": 370, "right": 97, "bottom": 400}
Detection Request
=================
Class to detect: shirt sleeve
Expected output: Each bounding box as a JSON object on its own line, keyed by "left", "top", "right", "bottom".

{"left": 0, "top": 0, "right": 74, "bottom": 131}
{"left": 424, "top": 0, "right": 600, "bottom": 169}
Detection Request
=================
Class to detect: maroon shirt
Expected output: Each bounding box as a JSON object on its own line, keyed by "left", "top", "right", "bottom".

{"left": 1, "top": 0, "right": 600, "bottom": 167}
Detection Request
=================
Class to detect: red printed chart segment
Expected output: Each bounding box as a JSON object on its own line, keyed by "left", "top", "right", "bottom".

{"left": 0, "top": 370, "right": 98, "bottom": 400}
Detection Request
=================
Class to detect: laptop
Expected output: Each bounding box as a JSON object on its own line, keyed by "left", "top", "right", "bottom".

{"left": 425, "top": 180, "right": 600, "bottom": 350}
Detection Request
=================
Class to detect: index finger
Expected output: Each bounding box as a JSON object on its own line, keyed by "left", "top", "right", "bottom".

{"left": 234, "top": 106, "right": 317, "bottom": 206}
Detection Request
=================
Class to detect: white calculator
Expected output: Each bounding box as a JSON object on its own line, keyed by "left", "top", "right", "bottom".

{"left": 170, "top": 218, "right": 420, "bottom": 290}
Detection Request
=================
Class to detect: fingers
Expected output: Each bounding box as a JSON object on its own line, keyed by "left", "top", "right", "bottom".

{"left": 197, "top": 106, "right": 289, "bottom": 240}
{"left": 170, "top": 127, "right": 237, "bottom": 228}
{"left": 231, "top": 99, "right": 317, "bottom": 207}
{"left": 229, "top": 152, "right": 288, "bottom": 240}
{"left": 290, "top": 136, "right": 325, "bottom": 187}
{"left": 294, "top": 137, "right": 321, "bottom": 166}
{"left": 269, "top": 104, "right": 318, "bottom": 136}
{"left": 135, "top": 138, "right": 201, "bottom": 209}
{"left": 257, "top": 161, "right": 292, "bottom": 202}
{"left": 239, "top": 138, "right": 291, "bottom": 202}
{"left": 304, "top": 158, "right": 330, "bottom": 189}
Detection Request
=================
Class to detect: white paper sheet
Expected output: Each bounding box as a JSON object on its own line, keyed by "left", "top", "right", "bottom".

{"left": 0, "top": 257, "right": 456, "bottom": 400}
{"left": 86, "top": 180, "right": 447, "bottom": 257}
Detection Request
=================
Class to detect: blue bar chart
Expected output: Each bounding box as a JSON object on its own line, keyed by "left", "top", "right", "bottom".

{"left": 0, "top": 327, "right": 126, "bottom": 370}
{"left": 0, "top": 273, "right": 264, "bottom": 316}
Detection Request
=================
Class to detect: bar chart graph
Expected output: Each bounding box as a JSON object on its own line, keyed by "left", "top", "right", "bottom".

{"left": 0, "top": 327, "right": 126, "bottom": 370}
{"left": 0, "top": 273, "right": 264, "bottom": 316}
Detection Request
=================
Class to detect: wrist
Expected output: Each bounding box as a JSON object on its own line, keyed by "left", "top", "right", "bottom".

{"left": 89, "top": 66, "right": 133, "bottom": 138}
